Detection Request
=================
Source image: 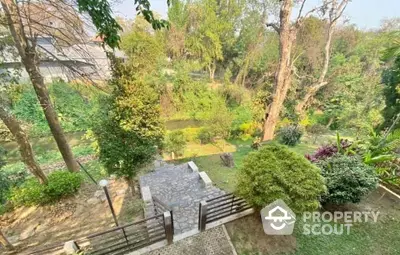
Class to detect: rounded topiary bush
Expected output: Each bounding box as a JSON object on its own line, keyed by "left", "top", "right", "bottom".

{"left": 316, "top": 154, "right": 378, "bottom": 205}
{"left": 278, "top": 125, "right": 303, "bottom": 146}
{"left": 10, "top": 171, "right": 82, "bottom": 206}
{"left": 236, "top": 142, "right": 326, "bottom": 213}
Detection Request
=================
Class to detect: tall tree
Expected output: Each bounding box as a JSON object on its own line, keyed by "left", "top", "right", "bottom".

{"left": 0, "top": 0, "right": 79, "bottom": 172}
{"left": 93, "top": 59, "right": 164, "bottom": 196}
{"left": 0, "top": 106, "right": 47, "bottom": 184}
{"left": 262, "top": 0, "right": 336, "bottom": 141}
{"left": 262, "top": 0, "right": 297, "bottom": 140}
{"left": 0, "top": 26, "right": 47, "bottom": 184}
{"left": 185, "top": 0, "right": 224, "bottom": 80}
{"left": 295, "top": 0, "right": 349, "bottom": 115}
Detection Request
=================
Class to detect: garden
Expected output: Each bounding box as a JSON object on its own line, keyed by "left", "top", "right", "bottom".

{"left": 1, "top": 0, "right": 400, "bottom": 254}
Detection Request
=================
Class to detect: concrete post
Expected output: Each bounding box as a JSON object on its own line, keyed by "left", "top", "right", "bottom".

{"left": 163, "top": 211, "right": 174, "bottom": 245}
{"left": 64, "top": 240, "right": 80, "bottom": 255}
{"left": 198, "top": 201, "right": 208, "bottom": 232}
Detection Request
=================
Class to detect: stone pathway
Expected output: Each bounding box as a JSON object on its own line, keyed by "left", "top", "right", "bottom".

{"left": 139, "top": 163, "right": 225, "bottom": 234}
{"left": 143, "top": 226, "right": 236, "bottom": 255}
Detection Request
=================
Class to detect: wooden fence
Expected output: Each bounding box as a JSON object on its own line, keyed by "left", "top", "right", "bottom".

{"left": 198, "top": 193, "right": 252, "bottom": 231}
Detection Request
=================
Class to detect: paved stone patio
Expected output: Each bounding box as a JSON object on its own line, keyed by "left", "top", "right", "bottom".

{"left": 139, "top": 163, "right": 225, "bottom": 234}
{"left": 143, "top": 226, "right": 236, "bottom": 255}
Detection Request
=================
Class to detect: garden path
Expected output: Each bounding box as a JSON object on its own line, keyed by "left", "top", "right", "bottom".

{"left": 139, "top": 162, "right": 225, "bottom": 234}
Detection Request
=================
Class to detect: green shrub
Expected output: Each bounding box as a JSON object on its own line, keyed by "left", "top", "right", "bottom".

{"left": 278, "top": 125, "right": 303, "bottom": 146}
{"left": 236, "top": 143, "right": 326, "bottom": 213}
{"left": 45, "top": 171, "right": 83, "bottom": 201}
{"left": 0, "top": 168, "right": 28, "bottom": 204}
{"left": 10, "top": 178, "right": 47, "bottom": 206}
{"left": 0, "top": 146, "right": 7, "bottom": 168}
{"left": 10, "top": 171, "right": 82, "bottom": 206}
{"left": 205, "top": 106, "right": 233, "bottom": 139}
{"left": 316, "top": 155, "right": 379, "bottom": 205}
{"left": 164, "top": 130, "right": 187, "bottom": 157}
{"left": 197, "top": 128, "right": 214, "bottom": 144}
{"left": 181, "top": 128, "right": 201, "bottom": 142}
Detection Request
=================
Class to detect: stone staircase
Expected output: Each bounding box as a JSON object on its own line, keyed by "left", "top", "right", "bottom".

{"left": 139, "top": 162, "right": 225, "bottom": 234}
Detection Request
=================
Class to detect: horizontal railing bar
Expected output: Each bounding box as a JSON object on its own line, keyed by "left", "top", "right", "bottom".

{"left": 207, "top": 197, "right": 246, "bottom": 210}
{"left": 87, "top": 214, "right": 164, "bottom": 238}
{"left": 152, "top": 196, "right": 171, "bottom": 211}
{"left": 207, "top": 201, "right": 248, "bottom": 217}
{"left": 89, "top": 229, "right": 166, "bottom": 255}
{"left": 206, "top": 205, "right": 253, "bottom": 223}
{"left": 207, "top": 195, "right": 239, "bottom": 206}
{"left": 27, "top": 243, "right": 65, "bottom": 254}
{"left": 90, "top": 231, "right": 166, "bottom": 255}
{"left": 111, "top": 236, "right": 166, "bottom": 255}
{"left": 89, "top": 225, "right": 164, "bottom": 249}
{"left": 207, "top": 205, "right": 249, "bottom": 219}
{"left": 206, "top": 193, "right": 234, "bottom": 204}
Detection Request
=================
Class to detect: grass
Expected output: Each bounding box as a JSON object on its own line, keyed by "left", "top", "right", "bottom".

{"left": 189, "top": 139, "right": 252, "bottom": 192}
{"left": 225, "top": 188, "right": 400, "bottom": 255}
{"left": 189, "top": 138, "right": 316, "bottom": 192}
{"left": 292, "top": 219, "right": 400, "bottom": 255}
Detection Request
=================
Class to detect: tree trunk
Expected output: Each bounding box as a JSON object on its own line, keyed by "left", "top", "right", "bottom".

{"left": 0, "top": 230, "right": 14, "bottom": 251}
{"left": 263, "top": 0, "right": 295, "bottom": 141}
{"left": 1, "top": 0, "right": 79, "bottom": 172}
{"left": 0, "top": 106, "right": 48, "bottom": 184}
{"left": 208, "top": 61, "right": 216, "bottom": 81}
{"left": 126, "top": 177, "right": 136, "bottom": 197}
{"left": 326, "top": 117, "right": 334, "bottom": 128}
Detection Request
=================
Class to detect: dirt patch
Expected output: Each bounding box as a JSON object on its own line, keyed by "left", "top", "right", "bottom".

{"left": 225, "top": 213, "right": 297, "bottom": 255}
{"left": 0, "top": 178, "right": 144, "bottom": 254}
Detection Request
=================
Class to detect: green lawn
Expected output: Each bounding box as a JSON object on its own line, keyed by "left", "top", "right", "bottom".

{"left": 192, "top": 139, "right": 252, "bottom": 192}
{"left": 226, "top": 188, "right": 400, "bottom": 255}
{"left": 192, "top": 139, "right": 316, "bottom": 192}
{"left": 188, "top": 134, "right": 400, "bottom": 254}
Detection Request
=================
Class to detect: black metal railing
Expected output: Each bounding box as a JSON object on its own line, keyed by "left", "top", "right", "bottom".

{"left": 80, "top": 213, "right": 168, "bottom": 255}
{"left": 198, "top": 193, "right": 252, "bottom": 231}
{"left": 153, "top": 196, "right": 174, "bottom": 235}
{"left": 27, "top": 242, "right": 65, "bottom": 255}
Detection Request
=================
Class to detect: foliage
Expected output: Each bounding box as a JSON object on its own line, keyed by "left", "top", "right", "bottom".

{"left": 0, "top": 166, "right": 28, "bottom": 204}
{"left": 45, "top": 171, "right": 83, "bottom": 201}
{"left": 92, "top": 60, "right": 164, "bottom": 181}
{"left": 358, "top": 129, "right": 400, "bottom": 184}
{"left": 381, "top": 56, "right": 400, "bottom": 130}
{"left": 278, "top": 125, "right": 303, "bottom": 146}
{"left": 197, "top": 128, "right": 214, "bottom": 144}
{"left": 236, "top": 143, "right": 326, "bottom": 213}
{"left": 316, "top": 155, "right": 378, "bottom": 205}
{"left": 164, "top": 130, "right": 186, "bottom": 156}
{"left": 205, "top": 106, "right": 233, "bottom": 139}
{"left": 133, "top": 0, "right": 170, "bottom": 30}
{"left": 10, "top": 171, "right": 82, "bottom": 206}
{"left": 306, "top": 139, "right": 353, "bottom": 162}
{"left": 0, "top": 146, "right": 6, "bottom": 168}
{"left": 11, "top": 82, "right": 102, "bottom": 136}
{"left": 120, "top": 18, "right": 166, "bottom": 75}
{"left": 230, "top": 105, "right": 258, "bottom": 140}
{"left": 77, "top": 0, "right": 122, "bottom": 48}
{"left": 180, "top": 128, "right": 201, "bottom": 142}
{"left": 306, "top": 123, "right": 328, "bottom": 136}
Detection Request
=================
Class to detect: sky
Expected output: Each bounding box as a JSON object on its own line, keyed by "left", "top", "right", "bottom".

{"left": 112, "top": 0, "right": 400, "bottom": 30}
